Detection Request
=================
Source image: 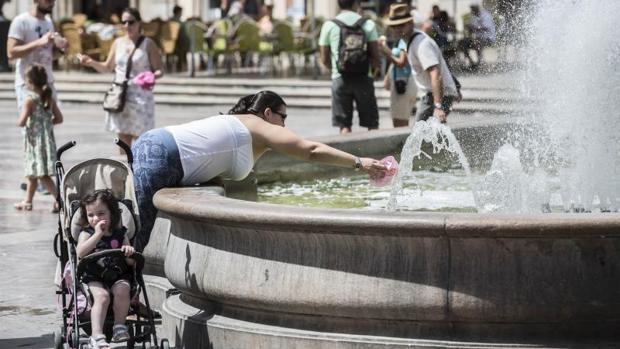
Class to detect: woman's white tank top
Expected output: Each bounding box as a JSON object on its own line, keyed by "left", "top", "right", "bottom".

{"left": 165, "top": 115, "right": 254, "bottom": 185}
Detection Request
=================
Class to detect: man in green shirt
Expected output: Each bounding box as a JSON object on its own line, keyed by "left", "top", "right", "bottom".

{"left": 319, "top": 0, "right": 380, "bottom": 134}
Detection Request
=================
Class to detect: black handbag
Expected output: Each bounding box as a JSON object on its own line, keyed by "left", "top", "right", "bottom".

{"left": 102, "top": 36, "right": 145, "bottom": 113}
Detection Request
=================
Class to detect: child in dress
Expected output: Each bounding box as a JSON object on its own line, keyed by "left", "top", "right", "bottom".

{"left": 15, "top": 64, "right": 63, "bottom": 212}
{"left": 76, "top": 189, "right": 135, "bottom": 349}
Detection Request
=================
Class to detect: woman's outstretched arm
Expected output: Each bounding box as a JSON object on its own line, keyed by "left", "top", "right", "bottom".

{"left": 252, "top": 119, "right": 387, "bottom": 177}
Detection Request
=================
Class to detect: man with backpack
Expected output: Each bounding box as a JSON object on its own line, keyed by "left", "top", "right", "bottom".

{"left": 319, "top": 0, "right": 381, "bottom": 134}
{"left": 383, "top": 3, "right": 461, "bottom": 124}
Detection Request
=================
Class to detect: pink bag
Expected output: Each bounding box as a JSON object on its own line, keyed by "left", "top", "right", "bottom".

{"left": 370, "top": 156, "right": 399, "bottom": 187}
{"left": 133, "top": 71, "right": 156, "bottom": 90}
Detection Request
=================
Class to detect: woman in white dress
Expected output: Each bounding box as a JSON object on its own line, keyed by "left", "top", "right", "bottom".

{"left": 77, "top": 8, "right": 163, "bottom": 148}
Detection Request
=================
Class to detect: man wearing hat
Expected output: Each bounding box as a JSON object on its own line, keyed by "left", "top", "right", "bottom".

{"left": 382, "top": 3, "right": 461, "bottom": 124}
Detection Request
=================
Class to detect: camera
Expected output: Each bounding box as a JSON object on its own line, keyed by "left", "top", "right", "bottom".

{"left": 394, "top": 79, "right": 407, "bottom": 95}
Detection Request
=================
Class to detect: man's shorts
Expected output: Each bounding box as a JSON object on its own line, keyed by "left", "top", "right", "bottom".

{"left": 331, "top": 75, "right": 379, "bottom": 129}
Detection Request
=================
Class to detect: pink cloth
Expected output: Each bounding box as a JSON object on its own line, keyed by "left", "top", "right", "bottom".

{"left": 133, "top": 71, "right": 156, "bottom": 90}
{"left": 370, "top": 156, "right": 399, "bottom": 187}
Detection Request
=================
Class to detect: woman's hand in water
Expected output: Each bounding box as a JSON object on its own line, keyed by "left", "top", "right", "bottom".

{"left": 121, "top": 245, "right": 135, "bottom": 257}
{"left": 361, "top": 157, "right": 388, "bottom": 178}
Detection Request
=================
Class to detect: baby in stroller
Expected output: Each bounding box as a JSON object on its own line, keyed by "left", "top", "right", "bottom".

{"left": 76, "top": 189, "right": 135, "bottom": 349}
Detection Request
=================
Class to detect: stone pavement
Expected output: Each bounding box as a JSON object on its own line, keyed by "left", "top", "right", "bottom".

{"left": 0, "top": 71, "right": 514, "bottom": 349}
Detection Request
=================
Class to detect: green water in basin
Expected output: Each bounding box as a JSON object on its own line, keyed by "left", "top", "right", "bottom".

{"left": 258, "top": 169, "right": 479, "bottom": 212}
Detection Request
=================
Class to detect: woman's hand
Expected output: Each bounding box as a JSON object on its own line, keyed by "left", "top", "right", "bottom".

{"left": 76, "top": 53, "right": 93, "bottom": 66}
{"left": 360, "top": 157, "right": 388, "bottom": 178}
{"left": 121, "top": 245, "right": 135, "bottom": 257}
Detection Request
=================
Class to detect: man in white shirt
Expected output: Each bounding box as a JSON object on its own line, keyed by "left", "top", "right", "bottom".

{"left": 7, "top": 0, "right": 65, "bottom": 113}
{"left": 459, "top": 1, "right": 496, "bottom": 67}
{"left": 383, "top": 3, "right": 461, "bottom": 123}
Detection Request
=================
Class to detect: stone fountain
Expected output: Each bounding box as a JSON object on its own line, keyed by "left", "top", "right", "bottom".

{"left": 142, "top": 1, "right": 620, "bottom": 347}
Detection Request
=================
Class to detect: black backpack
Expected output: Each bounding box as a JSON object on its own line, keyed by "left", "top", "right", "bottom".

{"left": 332, "top": 18, "right": 369, "bottom": 76}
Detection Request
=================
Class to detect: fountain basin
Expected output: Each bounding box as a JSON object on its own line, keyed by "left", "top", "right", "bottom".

{"left": 154, "top": 187, "right": 620, "bottom": 348}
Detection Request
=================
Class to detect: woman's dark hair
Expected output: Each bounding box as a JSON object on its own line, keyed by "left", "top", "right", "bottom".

{"left": 228, "top": 90, "right": 286, "bottom": 117}
{"left": 79, "top": 189, "right": 121, "bottom": 230}
{"left": 25, "top": 64, "right": 52, "bottom": 110}
{"left": 122, "top": 7, "right": 142, "bottom": 22}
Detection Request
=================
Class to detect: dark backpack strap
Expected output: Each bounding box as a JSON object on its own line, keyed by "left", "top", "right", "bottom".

{"left": 354, "top": 17, "right": 367, "bottom": 28}
{"left": 332, "top": 17, "right": 367, "bottom": 29}
{"left": 331, "top": 19, "right": 345, "bottom": 28}
{"left": 406, "top": 31, "right": 422, "bottom": 52}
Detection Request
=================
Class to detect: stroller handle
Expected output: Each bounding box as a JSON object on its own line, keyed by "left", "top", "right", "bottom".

{"left": 77, "top": 249, "right": 145, "bottom": 277}
{"left": 114, "top": 138, "right": 133, "bottom": 165}
{"left": 57, "top": 141, "right": 76, "bottom": 161}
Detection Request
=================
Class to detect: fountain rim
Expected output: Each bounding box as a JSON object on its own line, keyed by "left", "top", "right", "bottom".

{"left": 154, "top": 187, "right": 620, "bottom": 238}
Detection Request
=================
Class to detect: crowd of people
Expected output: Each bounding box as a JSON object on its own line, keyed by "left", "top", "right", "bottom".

{"left": 8, "top": 0, "right": 502, "bottom": 214}
{"left": 6, "top": 0, "right": 502, "bottom": 346}
{"left": 8, "top": 0, "right": 501, "bottom": 214}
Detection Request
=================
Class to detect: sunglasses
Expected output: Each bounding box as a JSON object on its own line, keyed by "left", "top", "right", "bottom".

{"left": 121, "top": 19, "right": 137, "bottom": 26}
{"left": 273, "top": 111, "right": 287, "bottom": 120}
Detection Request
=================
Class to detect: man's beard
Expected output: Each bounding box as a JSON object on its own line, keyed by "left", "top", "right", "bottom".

{"left": 37, "top": 5, "right": 53, "bottom": 15}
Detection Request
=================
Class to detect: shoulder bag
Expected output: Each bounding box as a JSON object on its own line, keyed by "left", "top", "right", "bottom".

{"left": 102, "top": 36, "right": 145, "bottom": 113}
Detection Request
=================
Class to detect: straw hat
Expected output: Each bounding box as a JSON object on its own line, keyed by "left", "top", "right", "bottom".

{"left": 384, "top": 4, "right": 414, "bottom": 26}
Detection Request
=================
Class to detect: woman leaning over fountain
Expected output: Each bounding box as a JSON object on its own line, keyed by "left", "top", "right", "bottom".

{"left": 131, "top": 91, "right": 389, "bottom": 251}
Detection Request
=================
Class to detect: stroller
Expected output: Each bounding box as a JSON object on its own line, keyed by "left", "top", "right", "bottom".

{"left": 52, "top": 140, "right": 169, "bottom": 349}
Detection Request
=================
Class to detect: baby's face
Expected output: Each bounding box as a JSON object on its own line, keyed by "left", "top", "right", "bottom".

{"left": 85, "top": 199, "right": 111, "bottom": 228}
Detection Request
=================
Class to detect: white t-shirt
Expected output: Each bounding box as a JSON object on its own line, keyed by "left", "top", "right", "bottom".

{"left": 8, "top": 12, "right": 55, "bottom": 87}
{"left": 165, "top": 115, "right": 254, "bottom": 185}
{"left": 407, "top": 30, "right": 457, "bottom": 96}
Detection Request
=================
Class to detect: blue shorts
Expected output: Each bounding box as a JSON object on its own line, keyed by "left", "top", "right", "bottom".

{"left": 131, "top": 128, "right": 184, "bottom": 251}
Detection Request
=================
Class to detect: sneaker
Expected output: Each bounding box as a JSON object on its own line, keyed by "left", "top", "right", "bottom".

{"left": 111, "top": 324, "right": 130, "bottom": 343}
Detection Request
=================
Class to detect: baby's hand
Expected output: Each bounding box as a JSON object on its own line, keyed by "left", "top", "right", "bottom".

{"left": 121, "top": 245, "right": 135, "bottom": 256}
{"left": 94, "top": 220, "right": 108, "bottom": 234}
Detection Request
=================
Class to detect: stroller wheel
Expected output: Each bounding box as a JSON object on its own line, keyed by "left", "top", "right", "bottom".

{"left": 160, "top": 338, "right": 170, "bottom": 349}
{"left": 53, "top": 328, "right": 63, "bottom": 349}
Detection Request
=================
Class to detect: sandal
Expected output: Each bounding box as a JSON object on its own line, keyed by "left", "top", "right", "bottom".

{"left": 89, "top": 334, "right": 110, "bottom": 349}
{"left": 14, "top": 201, "right": 33, "bottom": 211}
{"left": 111, "top": 324, "right": 130, "bottom": 343}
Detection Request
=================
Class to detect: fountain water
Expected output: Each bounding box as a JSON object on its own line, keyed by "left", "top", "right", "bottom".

{"left": 503, "top": 0, "right": 620, "bottom": 212}
{"left": 389, "top": 0, "right": 620, "bottom": 214}
{"left": 146, "top": 1, "right": 620, "bottom": 347}
{"left": 387, "top": 118, "right": 473, "bottom": 211}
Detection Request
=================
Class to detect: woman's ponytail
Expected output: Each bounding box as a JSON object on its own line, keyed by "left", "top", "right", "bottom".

{"left": 228, "top": 94, "right": 255, "bottom": 115}
{"left": 25, "top": 64, "right": 53, "bottom": 110}
{"left": 228, "top": 91, "right": 286, "bottom": 117}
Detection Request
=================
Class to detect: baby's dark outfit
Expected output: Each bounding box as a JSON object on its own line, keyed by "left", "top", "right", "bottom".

{"left": 81, "top": 226, "right": 132, "bottom": 288}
